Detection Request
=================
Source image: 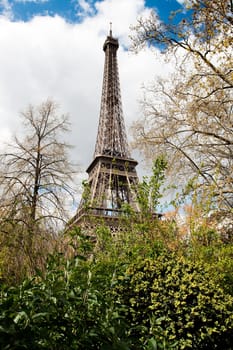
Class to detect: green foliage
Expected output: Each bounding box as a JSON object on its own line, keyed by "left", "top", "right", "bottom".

{"left": 1, "top": 221, "right": 233, "bottom": 349}
{"left": 0, "top": 251, "right": 131, "bottom": 350}
{"left": 137, "top": 156, "right": 167, "bottom": 216}
{"left": 80, "top": 180, "right": 92, "bottom": 210}
{"left": 185, "top": 234, "right": 233, "bottom": 296}
{"left": 0, "top": 157, "right": 232, "bottom": 349}
{"left": 176, "top": 178, "right": 233, "bottom": 295}
{"left": 114, "top": 253, "right": 233, "bottom": 349}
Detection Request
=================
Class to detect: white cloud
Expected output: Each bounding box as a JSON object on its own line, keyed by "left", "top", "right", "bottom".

{"left": 0, "top": 0, "right": 13, "bottom": 19}
{"left": 0, "top": 0, "right": 171, "bottom": 190}
{"left": 0, "top": 127, "right": 13, "bottom": 151}
{"left": 76, "top": 0, "right": 95, "bottom": 17}
{"left": 176, "top": 0, "right": 191, "bottom": 6}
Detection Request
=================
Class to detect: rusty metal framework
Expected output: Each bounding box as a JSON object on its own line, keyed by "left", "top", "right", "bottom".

{"left": 72, "top": 29, "right": 140, "bottom": 228}
{"left": 94, "top": 32, "right": 130, "bottom": 158}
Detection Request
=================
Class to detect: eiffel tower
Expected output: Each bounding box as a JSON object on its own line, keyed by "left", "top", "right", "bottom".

{"left": 72, "top": 27, "right": 140, "bottom": 230}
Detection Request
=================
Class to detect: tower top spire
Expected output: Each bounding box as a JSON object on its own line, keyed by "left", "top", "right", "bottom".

{"left": 95, "top": 28, "right": 129, "bottom": 159}
{"left": 109, "top": 22, "right": 112, "bottom": 37}
{"left": 103, "top": 23, "right": 118, "bottom": 51}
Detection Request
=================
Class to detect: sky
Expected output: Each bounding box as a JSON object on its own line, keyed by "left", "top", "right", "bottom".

{"left": 0, "top": 0, "right": 187, "bottom": 191}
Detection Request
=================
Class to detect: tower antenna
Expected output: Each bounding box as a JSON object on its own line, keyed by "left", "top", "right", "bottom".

{"left": 109, "top": 22, "right": 112, "bottom": 37}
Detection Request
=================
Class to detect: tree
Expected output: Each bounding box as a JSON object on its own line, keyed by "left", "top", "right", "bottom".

{"left": 131, "top": 0, "right": 233, "bottom": 211}
{"left": 0, "top": 99, "right": 77, "bottom": 277}
{"left": 136, "top": 155, "right": 167, "bottom": 217}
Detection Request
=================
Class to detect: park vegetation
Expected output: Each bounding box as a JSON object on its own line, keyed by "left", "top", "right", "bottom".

{"left": 0, "top": 153, "right": 232, "bottom": 349}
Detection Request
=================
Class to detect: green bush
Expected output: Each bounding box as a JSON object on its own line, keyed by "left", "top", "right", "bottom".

{"left": 114, "top": 253, "right": 233, "bottom": 349}
{"left": 0, "top": 252, "right": 130, "bottom": 350}
{"left": 0, "top": 226, "right": 232, "bottom": 349}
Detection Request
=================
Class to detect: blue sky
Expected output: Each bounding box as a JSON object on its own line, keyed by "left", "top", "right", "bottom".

{"left": 1, "top": 0, "right": 184, "bottom": 23}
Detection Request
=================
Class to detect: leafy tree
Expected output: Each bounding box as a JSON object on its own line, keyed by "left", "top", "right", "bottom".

{"left": 0, "top": 99, "right": 77, "bottom": 278}
{"left": 131, "top": 0, "right": 233, "bottom": 211}
{"left": 136, "top": 155, "right": 167, "bottom": 216}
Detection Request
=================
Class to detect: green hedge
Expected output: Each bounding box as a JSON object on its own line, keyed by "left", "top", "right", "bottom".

{"left": 114, "top": 253, "right": 233, "bottom": 349}
{"left": 0, "top": 248, "right": 232, "bottom": 349}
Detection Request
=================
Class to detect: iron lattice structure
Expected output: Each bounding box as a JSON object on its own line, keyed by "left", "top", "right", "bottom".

{"left": 72, "top": 30, "right": 140, "bottom": 228}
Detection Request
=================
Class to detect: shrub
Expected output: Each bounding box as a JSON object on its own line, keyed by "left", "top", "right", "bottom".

{"left": 0, "top": 252, "right": 130, "bottom": 350}
{"left": 114, "top": 253, "right": 233, "bottom": 349}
